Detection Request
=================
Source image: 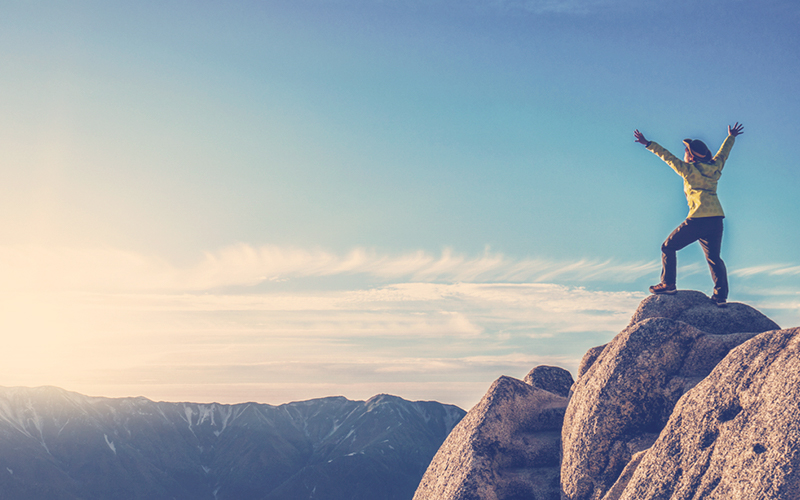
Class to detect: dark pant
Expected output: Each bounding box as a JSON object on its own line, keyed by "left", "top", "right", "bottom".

{"left": 661, "top": 216, "right": 728, "bottom": 299}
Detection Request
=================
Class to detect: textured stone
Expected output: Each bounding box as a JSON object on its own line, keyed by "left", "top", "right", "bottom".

{"left": 579, "top": 291, "right": 777, "bottom": 380}
{"left": 561, "top": 291, "right": 780, "bottom": 500}
{"left": 523, "top": 365, "right": 574, "bottom": 398}
{"left": 577, "top": 344, "right": 607, "bottom": 379}
{"left": 414, "top": 369, "right": 573, "bottom": 500}
{"left": 614, "top": 327, "right": 800, "bottom": 500}
{"left": 626, "top": 290, "right": 779, "bottom": 334}
{"left": 602, "top": 450, "right": 646, "bottom": 500}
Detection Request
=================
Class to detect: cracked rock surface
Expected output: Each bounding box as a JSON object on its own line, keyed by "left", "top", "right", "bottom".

{"left": 561, "top": 291, "right": 780, "bottom": 500}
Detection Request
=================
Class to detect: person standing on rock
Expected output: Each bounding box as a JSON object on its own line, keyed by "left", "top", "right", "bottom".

{"left": 633, "top": 122, "right": 744, "bottom": 308}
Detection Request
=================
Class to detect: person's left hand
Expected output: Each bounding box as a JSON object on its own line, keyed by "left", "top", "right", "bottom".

{"left": 634, "top": 129, "right": 650, "bottom": 146}
{"left": 728, "top": 122, "right": 744, "bottom": 137}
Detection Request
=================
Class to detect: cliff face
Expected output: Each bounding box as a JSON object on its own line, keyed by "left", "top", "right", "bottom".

{"left": 611, "top": 326, "right": 800, "bottom": 500}
{"left": 416, "top": 291, "right": 793, "bottom": 500}
{"left": 413, "top": 367, "right": 573, "bottom": 500}
{"left": 562, "top": 291, "right": 780, "bottom": 500}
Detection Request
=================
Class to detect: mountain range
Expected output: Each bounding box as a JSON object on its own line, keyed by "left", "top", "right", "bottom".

{"left": 0, "top": 387, "right": 465, "bottom": 499}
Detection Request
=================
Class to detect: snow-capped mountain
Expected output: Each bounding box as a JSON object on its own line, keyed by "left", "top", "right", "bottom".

{"left": 0, "top": 386, "right": 464, "bottom": 499}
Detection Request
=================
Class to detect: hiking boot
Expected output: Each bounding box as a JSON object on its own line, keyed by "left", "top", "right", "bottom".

{"left": 649, "top": 283, "right": 677, "bottom": 295}
{"left": 711, "top": 295, "right": 727, "bottom": 308}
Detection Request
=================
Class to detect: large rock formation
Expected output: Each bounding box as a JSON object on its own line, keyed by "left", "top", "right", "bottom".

{"left": 413, "top": 366, "right": 573, "bottom": 500}
{"left": 413, "top": 292, "right": 795, "bottom": 500}
{"left": 611, "top": 326, "right": 800, "bottom": 499}
{"left": 414, "top": 291, "right": 800, "bottom": 499}
{"left": 561, "top": 291, "right": 780, "bottom": 500}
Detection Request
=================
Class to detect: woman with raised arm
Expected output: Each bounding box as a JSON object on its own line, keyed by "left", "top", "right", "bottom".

{"left": 633, "top": 122, "right": 744, "bottom": 308}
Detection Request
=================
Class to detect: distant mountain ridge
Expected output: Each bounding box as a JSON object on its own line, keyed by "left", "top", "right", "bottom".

{"left": 0, "top": 387, "right": 465, "bottom": 500}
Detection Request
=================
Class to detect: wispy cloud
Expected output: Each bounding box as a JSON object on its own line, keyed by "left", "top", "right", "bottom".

{"left": 0, "top": 244, "right": 659, "bottom": 292}
{"left": 0, "top": 243, "right": 650, "bottom": 408}
{"left": 3, "top": 243, "right": 796, "bottom": 409}
{"left": 180, "top": 244, "right": 661, "bottom": 288}
{"left": 732, "top": 264, "right": 800, "bottom": 277}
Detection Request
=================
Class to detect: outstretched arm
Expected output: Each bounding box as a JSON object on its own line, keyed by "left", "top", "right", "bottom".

{"left": 728, "top": 122, "right": 744, "bottom": 137}
{"left": 714, "top": 123, "right": 742, "bottom": 165}
{"left": 634, "top": 129, "right": 651, "bottom": 147}
{"left": 636, "top": 130, "right": 691, "bottom": 176}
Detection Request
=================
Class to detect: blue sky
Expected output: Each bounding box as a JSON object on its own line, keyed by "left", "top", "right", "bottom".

{"left": 1, "top": 0, "right": 798, "bottom": 409}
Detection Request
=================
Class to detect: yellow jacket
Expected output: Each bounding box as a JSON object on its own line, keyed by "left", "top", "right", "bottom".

{"left": 647, "top": 135, "right": 736, "bottom": 218}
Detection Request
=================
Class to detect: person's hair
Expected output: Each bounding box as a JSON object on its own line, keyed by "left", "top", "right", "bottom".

{"left": 683, "top": 139, "right": 714, "bottom": 163}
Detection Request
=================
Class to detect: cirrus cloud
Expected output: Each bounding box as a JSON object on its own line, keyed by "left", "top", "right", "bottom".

{"left": 0, "top": 243, "right": 659, "bottom": 292}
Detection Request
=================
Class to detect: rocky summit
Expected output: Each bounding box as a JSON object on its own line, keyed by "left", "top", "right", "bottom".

{"left": 610, "top": 326, "right": 800, "bottom": 500}
{"left": 562, "top": 291, "right": 780, "bottom": 500}
{"left": 413, "top": 366, "right": 572, "bottom": 500}
{"left": 415, "top": 291, "right": 796, "bottom": 500}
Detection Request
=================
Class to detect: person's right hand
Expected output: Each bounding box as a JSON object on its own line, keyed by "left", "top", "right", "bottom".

{"left": 728, "top": 122, "right": 744, "bottom": 137}
{"left": 634, "top": 129, "right": 649, "bottom": 146}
